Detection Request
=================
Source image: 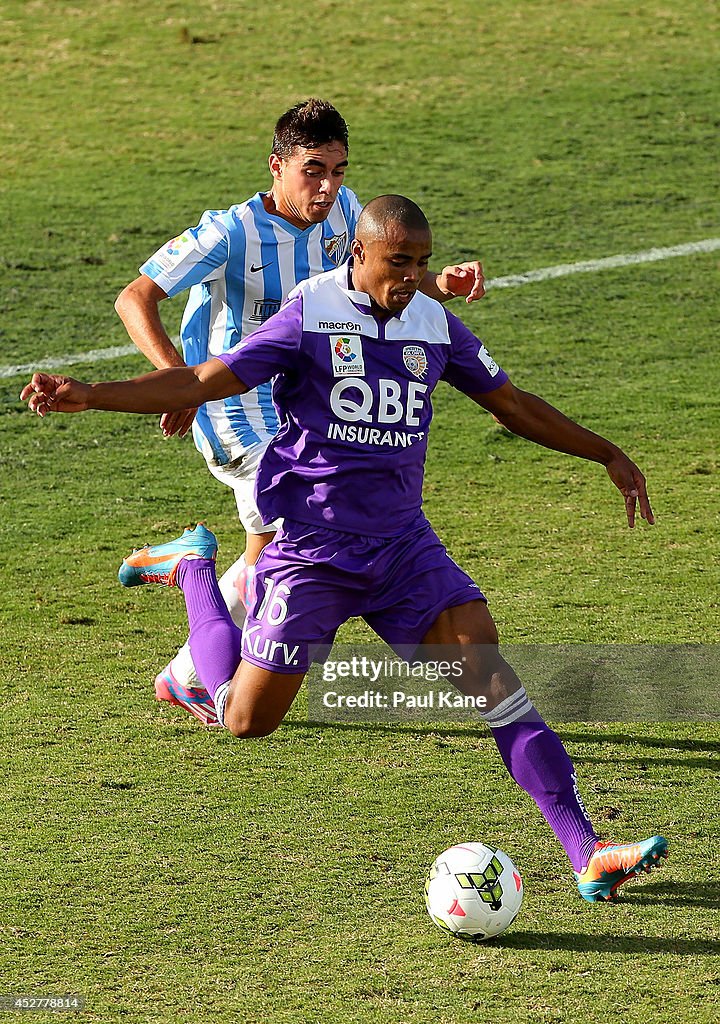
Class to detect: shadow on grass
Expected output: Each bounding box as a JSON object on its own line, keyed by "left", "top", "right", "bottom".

{"left": 570, "top": 752, "right": 718, "bottom": 771}
{"left": 564, "top": 731, "right": 720, "bottom": 754}
{"left": 496, "top": 883, "right": 720, "bottom": 953}
{"left": 621, "top": 880, "right": 720, "bottom": 910}
{"left": 292, "top": 720, "right": 720, "bottom": 770}
{"left": 495, "top": 929, "right": 720, "bottom": 955}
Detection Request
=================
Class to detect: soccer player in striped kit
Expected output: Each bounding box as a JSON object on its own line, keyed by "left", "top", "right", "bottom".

{"left": 114, "top": 99, "right": 485, "bottom": 724}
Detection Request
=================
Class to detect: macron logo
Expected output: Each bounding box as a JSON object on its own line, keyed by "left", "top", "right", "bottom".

{"left": 318, "top": 320, "right": 362, "bottom": 332}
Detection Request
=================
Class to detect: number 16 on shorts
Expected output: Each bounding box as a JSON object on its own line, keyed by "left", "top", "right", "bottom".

{"left": 242, "top": 576, "right": 306, "bottom": 671}
{"left": 256, "top": 577, "right": 291, "bottom": 625}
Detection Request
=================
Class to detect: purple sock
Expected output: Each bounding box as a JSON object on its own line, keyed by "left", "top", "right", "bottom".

{"left": 174, "top": 558, "right": 242, "bottom": 701}
{"left": 491, "top": 712, "right": 599, "bottom": 872}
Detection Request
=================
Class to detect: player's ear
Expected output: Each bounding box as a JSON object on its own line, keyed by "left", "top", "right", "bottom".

{"left": 351, "top": 238, "right": 365, "bottom": 262}
{"left": 268, "top": 153, "right": 283, "bottom": 179}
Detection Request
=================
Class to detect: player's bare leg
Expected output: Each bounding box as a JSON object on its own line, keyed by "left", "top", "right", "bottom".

{"left": 420, "top": 600, "right": 523, "bottom": 710}
{"left": 245, "top": 530, "right": 275, "bottom": 566}
{"left": 223, "top": 663, "right": 305, "bottom": 738}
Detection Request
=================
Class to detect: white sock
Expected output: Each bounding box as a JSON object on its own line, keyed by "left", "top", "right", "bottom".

{"left": 217, "top": 554, "right": 248, "bottom": 629}
{"left": 168, "top": 642, "right": 199, "bottom": 686}
{"left": 167, "top": 554, "right": 248, "bottom": 688}
{"left": 480, "top": 687, "right": 534, "bottom": 728}
{"left": 213, "top": 681, "right": 230, "bottom": 728}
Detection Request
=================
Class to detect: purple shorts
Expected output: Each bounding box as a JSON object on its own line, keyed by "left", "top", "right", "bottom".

{"left": 241, "top": 516, "right": 485, "bottom": 674}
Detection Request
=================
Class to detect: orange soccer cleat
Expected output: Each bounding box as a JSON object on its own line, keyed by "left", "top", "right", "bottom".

{"left": 118, "top": 524, "right": 217, "bottom": 587}
{"left": 576, "top": 835, "right": 668, "bottom": 902}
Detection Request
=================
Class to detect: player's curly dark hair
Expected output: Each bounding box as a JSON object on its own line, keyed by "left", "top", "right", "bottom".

{"left": 272, "top": 98, "right": 349, "bottom": 158}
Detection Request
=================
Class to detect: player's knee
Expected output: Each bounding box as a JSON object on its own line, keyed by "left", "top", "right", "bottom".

{"left": 226, "top": 719, "right": 279, "bottom": 739}
{"left": 224, "top": 707, "right": 280, "bottom": 739}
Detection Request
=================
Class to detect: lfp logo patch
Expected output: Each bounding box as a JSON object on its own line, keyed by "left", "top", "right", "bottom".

{"left": 330, "top": 335, "right": 364, "bottom": 377}
{"left": 403, "top": 345, "right": 428, "bottom": 379}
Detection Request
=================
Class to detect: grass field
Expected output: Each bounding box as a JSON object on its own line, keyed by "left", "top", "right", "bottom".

{"left": 1, "top": 1, "right": 719, "bottom": 1021}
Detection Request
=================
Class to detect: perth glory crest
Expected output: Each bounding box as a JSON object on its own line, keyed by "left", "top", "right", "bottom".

{"left": 403, "top": 345, "right": 428, "bottom": 379}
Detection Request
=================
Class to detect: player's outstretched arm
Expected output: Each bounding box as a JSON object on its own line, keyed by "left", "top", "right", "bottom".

{"left": 20, "top": 359, "right": 246, "bottom": 419}
{"left": 115, "top": 275, "right": 197, "bottom": 439}
{"left": 474, "top": 381, "right": 655, "bottom": 528}
{"left": 420, "top": 261, "right": 486, "bottom": 304}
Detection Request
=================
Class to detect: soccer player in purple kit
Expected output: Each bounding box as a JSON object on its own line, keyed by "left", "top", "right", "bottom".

{"left": 21, "top": 195, "right": 668, "bottom": 902}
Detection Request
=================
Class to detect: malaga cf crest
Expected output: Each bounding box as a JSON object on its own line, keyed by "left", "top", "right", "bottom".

{"left": 323, "top": 231, "right": 348, "bottom": 265}
{"left": 403, "top": 345, "right": 428, "bottom": 379}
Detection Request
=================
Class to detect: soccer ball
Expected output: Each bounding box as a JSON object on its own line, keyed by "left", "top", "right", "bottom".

{"left": 424, "top": 842, "right": 523, "bottom": 942}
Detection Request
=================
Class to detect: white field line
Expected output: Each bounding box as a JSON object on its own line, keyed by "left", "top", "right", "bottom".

{"left": 485, "top": 236, "right": 720, "bottom": 290}
{"left": 1, "top": 343, "right": 141, "bottom": 380}
{"left": 2, "top": 236, "right": 718, "bottom": 381}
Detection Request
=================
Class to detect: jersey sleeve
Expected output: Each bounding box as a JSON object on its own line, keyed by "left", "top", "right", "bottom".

{"left": 440, "top": 308, "right": 509, "bottom": 395}
{"left": 217, "top": 293, "right": 304, "bottom": 390}
{"left": 139, "top": 210, "right": 230, "bottom": 297}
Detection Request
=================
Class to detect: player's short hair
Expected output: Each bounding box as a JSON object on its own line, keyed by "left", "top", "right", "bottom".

{"left": 272, "top": 98, "right": 349, "bottom": 158}
{"left": 356, "top": 195, "right": 430, "bottom": 240}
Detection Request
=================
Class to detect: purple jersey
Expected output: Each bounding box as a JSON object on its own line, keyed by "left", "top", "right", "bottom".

{"left": 218, "top": 263, "right": 507, "bottom": 537}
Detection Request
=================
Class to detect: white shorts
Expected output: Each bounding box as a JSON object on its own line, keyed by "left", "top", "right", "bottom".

{"left": 206, "top": 443, "right": 280, "bottom": 535}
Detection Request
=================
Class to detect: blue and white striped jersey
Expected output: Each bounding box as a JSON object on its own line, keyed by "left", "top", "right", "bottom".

{"left": 140, "top": 186, "right": 363, "bottom": 465}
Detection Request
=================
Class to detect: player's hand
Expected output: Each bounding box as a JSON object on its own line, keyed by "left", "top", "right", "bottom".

{"left": 20, "top": 373, "right": 91, "bottom": 416}
{"left": 438, "top": 261, "right": 486, "bottom": 303}
{"left": 605, "top": 453, "right": 655, "bottom": 528}
{"left": 160, "top": 408, "right": 197, "bottom": 438}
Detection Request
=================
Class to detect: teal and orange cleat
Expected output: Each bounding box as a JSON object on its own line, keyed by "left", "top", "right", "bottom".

{"left": 576, "top": 835, "right": 668, "bottom": 902}
{"left": 118, "top": 524, "right": 217, "bottom": 587}
{"left": 154, "top": 665, "right": 221, "bottom": 728}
